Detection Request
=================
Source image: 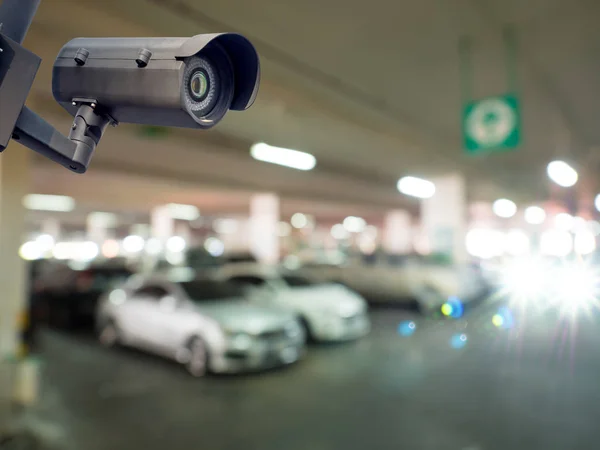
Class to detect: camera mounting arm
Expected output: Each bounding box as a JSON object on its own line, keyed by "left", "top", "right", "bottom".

{"left": 13, "top": 103, "right": 114, "bottom": 173}
{"left": 0, "top": 0, "right": 114, "bottom": 173}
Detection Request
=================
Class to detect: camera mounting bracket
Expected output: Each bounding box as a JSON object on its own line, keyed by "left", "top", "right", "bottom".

{"left": 11, "top": 101, "right": 116, "bottom": 173}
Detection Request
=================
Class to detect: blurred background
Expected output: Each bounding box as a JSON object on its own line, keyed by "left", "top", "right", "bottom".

{"left": 2, "top": 0, "right": 600, "bottom": 449}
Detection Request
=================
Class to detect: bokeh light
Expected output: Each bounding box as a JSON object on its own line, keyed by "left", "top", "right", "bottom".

{"left": 450, "top": 333, "right": 468, "bottom": 349}
{"left": 397, "top": 321, "right": 417, "bottom": 337}
{"left": 442, "top": 296, "right": 464, "bottom": 319}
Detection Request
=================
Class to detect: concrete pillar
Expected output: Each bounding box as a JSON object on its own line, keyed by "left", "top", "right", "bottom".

{"left": 249, "top": 193, "right": 280, "bottom": 265}
{"left": 421, "top": 174, "right": 467, "bottom": 263}
{"left": 0, "top": 147, "right": 31, "bottom": 359}
{"left": 382, "top": 210, "right": 412, "bottom": 254}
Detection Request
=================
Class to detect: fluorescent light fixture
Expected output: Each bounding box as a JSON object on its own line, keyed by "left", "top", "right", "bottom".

{"left": 492, "top": 198, "right": 517, "bottom": 218}
{"left": 397, "top": 176, "right": 436, "bottom": 199}
{"left": 524, "top": 206, "right": 546, "bottom": 225}
{"left": 166, "top": 203, "right": 200, "bottom": 221}
{"left": 250, "top": 143, "right": 316, "bottom": 171}
{"left": 547, "top": 160, "right": 578, "bottom": 187}
{"left": 23, "top": 194, "right": 75, "bottom": 212}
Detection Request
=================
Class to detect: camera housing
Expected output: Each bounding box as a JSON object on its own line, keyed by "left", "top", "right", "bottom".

{"left": 52, "top": 33, "right": 260, "bottom": 129}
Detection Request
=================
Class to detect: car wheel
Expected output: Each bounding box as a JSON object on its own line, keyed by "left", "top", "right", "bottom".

{"left": 98, "top": 320, "right": 120, "bottom": 348}
{"left": 186, "top": 337, "right": 209, "bottom": 378}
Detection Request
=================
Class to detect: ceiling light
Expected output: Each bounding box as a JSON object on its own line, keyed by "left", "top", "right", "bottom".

{"left": 166, "top": 203, "right": 200, "bottom": 221}
{"left": 34, "top": 234, "right": 55, "bottom": 252}
{"left": 204, "top": 237, "right": 225, "bottom": 257}
{"left": 524, "top": 206, "right": 546, "bottom": 225}
{"left": 250, "top": 143, "right": 316, "bottom": 171}
{"left": 291, "top": 213, "right": 308, "bottom": 229}
{"left": 465, "top": 228, "right": 505, "bottom": 259}
{"left": 19, "top": 241, "right": 42, "bottom": 261}
{"left": 331, "top": 224, "right": 350, "bottom": 240}
{"left": 547, "top": 160, "right": 578, "bottom": 187}
{"left": 574, "top": 231, "right": 596, "bottom": 255}
{"left": 343, "top": 216, "right": 366, "bottom": 233}
{"left": 554, "top": 213, "right": 574, "bottom": 231}
{"left": 101, "top": 239, "right": 120, "bottom": 258}
{"left": 145, "top": 238, "right": 163, "bottom": 255}
{"left": 122, "top": 235, "right": 145, "bottom": 253}
{"left": 23, "top": 194, "right": 75, "bottom": 212}
{"left": 397, "top": 176, "right": 436, "bottom": 199}
{"left": 492, "top": 199, "right": 517, "bottom": 218}
{"left": 505, "top": 229, "right": 530, "bottom": 256}
{"left": 540, "top": 230, "right": 573, "bottom": 257}
{"left": 166, "top": 236, "right": 187, "bottom": 253}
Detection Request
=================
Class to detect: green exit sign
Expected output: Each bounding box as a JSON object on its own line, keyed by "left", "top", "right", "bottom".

{"left": 462, "top": 94, "right": 521, "bottom": 154}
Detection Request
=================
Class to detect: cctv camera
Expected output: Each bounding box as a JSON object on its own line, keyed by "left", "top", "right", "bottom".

{"left": 52, "top": 33, "right": 260, "bottom": 129}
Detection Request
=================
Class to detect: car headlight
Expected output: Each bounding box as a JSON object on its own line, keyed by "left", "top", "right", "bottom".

{"left": 226, "top": 332, "right": 253, "bottom": 351}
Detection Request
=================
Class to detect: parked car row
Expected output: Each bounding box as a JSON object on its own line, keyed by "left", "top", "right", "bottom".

{"left": 29, "top": 255, "right": 490, "bottom": 377}
{"left": 96, "top": 266, "right": 370, "bottom": 376}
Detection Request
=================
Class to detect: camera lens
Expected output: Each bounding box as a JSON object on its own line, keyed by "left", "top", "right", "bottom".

{"left": 189, "top": 70, "right": 209, "bottom": 102}
{"left": 183, "top": 43, "right": 234, "bottom": 125}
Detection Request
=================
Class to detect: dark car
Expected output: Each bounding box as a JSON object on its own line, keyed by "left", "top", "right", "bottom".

{"left": 33, "top": 262, "right": 133, "bottom": 329}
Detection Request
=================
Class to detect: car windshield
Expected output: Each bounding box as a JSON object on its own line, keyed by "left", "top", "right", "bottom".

{"left": 179, "top": 280, "right": 245, "bottom": 302}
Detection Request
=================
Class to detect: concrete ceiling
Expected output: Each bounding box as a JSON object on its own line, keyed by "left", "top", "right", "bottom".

{"left": 9, "top": 0, "right": 600, "bottom": 220}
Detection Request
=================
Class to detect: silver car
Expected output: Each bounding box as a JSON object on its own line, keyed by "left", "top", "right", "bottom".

{"left": 96, "top": 271, "right": 305, "bottom": 377}
{"left": 215, "top": 264, "right": 371, "bottom": 342}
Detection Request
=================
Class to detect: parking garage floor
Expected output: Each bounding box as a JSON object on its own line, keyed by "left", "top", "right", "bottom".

{"left": 32, "top": 301, "right": 600, "bottom": 450}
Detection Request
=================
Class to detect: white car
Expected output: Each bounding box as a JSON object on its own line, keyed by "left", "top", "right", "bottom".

{"left": 96, "top": 271, "right": 305, "bottom": 377}
{"left": 215, "top": 264, "right": 371, "bottom": 342}
{"left": 293, "top": 256, "right": 490, "bottom": 315}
